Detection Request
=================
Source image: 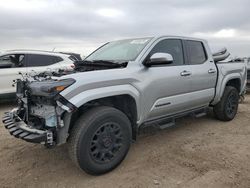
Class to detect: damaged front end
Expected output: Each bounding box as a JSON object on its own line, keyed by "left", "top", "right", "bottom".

{"left": 2, "top": 76, "right": 76, "bottom": 147}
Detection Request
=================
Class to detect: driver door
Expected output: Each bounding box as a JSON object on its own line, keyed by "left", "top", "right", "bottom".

{"left": 139, "top": 39, "right": 193, "bottom": 121}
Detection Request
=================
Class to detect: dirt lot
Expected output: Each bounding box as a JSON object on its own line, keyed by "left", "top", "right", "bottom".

{"left": 1, "top": 96, "right": 250, "bottom": 188}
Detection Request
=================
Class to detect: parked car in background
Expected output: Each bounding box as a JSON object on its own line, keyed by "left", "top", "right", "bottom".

{"left": 0, "top": 50, "right": 75, "bottom": 98}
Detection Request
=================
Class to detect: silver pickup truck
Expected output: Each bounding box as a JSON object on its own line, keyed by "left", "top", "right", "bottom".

{"left": 2, "top": 36, "right": 247, "bottom": 175}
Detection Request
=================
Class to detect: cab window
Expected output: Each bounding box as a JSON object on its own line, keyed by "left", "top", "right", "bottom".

{"left": 148, "top": 39, "right": 184, "bottom": 65}
{"left": 185, "top": 40, "right": 207, "bottom": 65}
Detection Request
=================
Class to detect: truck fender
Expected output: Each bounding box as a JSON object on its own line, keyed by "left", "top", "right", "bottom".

{"left": 68, "top": 84, "right": 141, "bottom": 121}
{"left": 212, "top": 73, "right": 241, "bottom": 105}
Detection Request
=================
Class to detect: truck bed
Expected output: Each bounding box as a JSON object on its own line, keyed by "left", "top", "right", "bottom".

{"left": 212, "top": 61, "right": 247, "bottom": 104}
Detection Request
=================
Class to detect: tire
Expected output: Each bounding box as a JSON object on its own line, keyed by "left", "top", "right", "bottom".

{"left": 68, "top": 106, "right": 132, "bottom": 175}
{"left": 213, "top": 86, "right": 239, "bottom": 121}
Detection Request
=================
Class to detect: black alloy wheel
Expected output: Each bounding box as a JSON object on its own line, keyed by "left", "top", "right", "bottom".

{"left": 68, "top": 106, "right": 132, "bottom": 175}
{"left": 90, "top": 122, "right": 123, "bottom": 163}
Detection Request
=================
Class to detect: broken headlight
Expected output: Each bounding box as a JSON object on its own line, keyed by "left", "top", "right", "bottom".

{"left": 29, "top": 78, "right": 75, "bottom": 98}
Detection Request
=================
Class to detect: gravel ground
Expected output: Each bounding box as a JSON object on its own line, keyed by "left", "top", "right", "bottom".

{"left": 0, "top": 96, "right": 250, "bottom": 188}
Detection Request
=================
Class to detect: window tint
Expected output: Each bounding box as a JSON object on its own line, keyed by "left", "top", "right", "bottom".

{"left": 186, "top": 41, "right": 207, "bottom": 65}
{"left": 149, "top": 39, "right": 184, "bottom": 65}
{"left": 26, "top": 54, "right": 63, "bottom": 67}
{"left": 0, "top": 54, "right": 25, "bottom": 68}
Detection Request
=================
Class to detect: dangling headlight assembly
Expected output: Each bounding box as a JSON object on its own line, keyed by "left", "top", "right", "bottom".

{"left": 29, "top": 78, "right": 75, "bottom": 98}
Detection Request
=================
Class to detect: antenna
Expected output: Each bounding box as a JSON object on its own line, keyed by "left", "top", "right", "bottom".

{"left": 52, "top": 47, "right": 56, "bottom": 52}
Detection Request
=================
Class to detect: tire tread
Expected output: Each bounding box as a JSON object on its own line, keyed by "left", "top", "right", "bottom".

{"left": 213, "top": 86, "right": 239, "bottom": 121}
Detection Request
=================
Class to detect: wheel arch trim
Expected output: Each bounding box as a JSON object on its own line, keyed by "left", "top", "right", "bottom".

{"left": 212, "top": 73, "right": 241, "bottom": 105}
{"left": 67, "top": 84, "right": 141, "bottom": 121}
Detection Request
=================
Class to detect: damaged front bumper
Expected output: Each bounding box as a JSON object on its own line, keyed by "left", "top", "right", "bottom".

{"left": 2, "top": 78, "right": 77, "bottom": 147}
{"left": 2, "top": 109, "right": 53, "bottom": 144}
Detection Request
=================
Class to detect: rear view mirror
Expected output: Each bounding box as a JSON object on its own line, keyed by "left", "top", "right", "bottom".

{"left": 144, "top": 53, "right": 173, "bottom": 66}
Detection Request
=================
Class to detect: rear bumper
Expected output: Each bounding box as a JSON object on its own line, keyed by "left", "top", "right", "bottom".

{"left": 2, "top": 110, "right": 51, "bottom": 144}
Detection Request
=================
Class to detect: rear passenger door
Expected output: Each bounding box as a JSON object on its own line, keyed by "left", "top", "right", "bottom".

{"left": 183, "top": 40, "right": 217, "bottom": 108}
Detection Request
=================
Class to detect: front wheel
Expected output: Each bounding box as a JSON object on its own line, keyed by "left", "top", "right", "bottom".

{"left": 68, "top": 106, "right": 132, "bottom": 175}
{"left": 213, "top": 86, "right": 239, "bottom": 121}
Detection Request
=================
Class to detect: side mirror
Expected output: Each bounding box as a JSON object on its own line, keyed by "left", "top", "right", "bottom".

{"left": 144, "top": 53, "right": 173, "bottom": 66}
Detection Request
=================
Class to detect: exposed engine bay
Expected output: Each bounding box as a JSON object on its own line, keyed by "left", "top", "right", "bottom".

{"left": 13, "top": 78, "right": 70, "bottom": 146}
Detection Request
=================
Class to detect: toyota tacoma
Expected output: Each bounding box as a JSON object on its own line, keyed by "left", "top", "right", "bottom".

{"left": 2, "top": 36, "right": 247, "bottom": 175}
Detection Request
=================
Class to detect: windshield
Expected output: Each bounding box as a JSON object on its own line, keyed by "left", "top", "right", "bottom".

{"left": 86, "top": 38, "right": 152, "bottom": 62}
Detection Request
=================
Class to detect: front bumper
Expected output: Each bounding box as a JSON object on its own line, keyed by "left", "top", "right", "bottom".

{"left": 2, "top": 110, "right": 52, "bottom": 144}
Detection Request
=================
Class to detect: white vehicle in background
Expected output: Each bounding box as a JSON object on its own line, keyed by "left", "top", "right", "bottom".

{"left": 0, "top": 50, "right": 76, "bottom": 98}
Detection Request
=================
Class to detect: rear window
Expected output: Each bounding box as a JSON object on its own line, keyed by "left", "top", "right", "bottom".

{"left": 186, "top": 41, "right": 207, "bottom": 65}
{"left": 26, "top": 54, "right": 63, "bottom": 67}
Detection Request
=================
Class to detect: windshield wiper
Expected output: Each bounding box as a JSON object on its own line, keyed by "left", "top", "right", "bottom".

{"left": 92, "top": 60, "right": 122, "bottom": 67}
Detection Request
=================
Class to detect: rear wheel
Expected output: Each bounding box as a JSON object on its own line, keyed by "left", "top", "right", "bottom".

{"left": 213, "top": 86, "right": 239, "bottom": 121}
{"left": 68, "top": 106, "right": 132, "bottom": 175}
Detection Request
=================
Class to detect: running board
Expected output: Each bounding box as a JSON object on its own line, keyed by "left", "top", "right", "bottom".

{"left": 158, "top": 119, "right": 175, "bottom": 129}
{"left": 140, "top": 107, "right": 208, "bottom": 131}
{"left": 192, "top": 108, "right": 208, "bottom": 118}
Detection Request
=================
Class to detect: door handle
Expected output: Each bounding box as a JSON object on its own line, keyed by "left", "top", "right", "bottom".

{"left": 208, "top": 69, "right": 216, "bottom": 74}
{"left": 180, "top": 70, "right": 192, "bottom": 76}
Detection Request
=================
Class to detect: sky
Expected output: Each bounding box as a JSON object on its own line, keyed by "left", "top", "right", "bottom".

{"left": 0, "top": 0, "right": 249, "bottom": 57}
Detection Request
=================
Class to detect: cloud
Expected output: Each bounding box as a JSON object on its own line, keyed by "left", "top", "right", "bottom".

{"left": 194, "top": 29, "right": 237, "bottom": 38}
{"left": 0, "top": 0, "right": 249, "bottom": 56}
{"left": 95, "top": 8, "right": 124, "bottom": 18}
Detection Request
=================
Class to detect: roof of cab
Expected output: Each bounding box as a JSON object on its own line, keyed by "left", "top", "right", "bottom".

{"left": 110, "top": 35, "right": 207, "bottom": 43}
{"left": 153, "top": 35, "right": 207, "bottom": 43}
